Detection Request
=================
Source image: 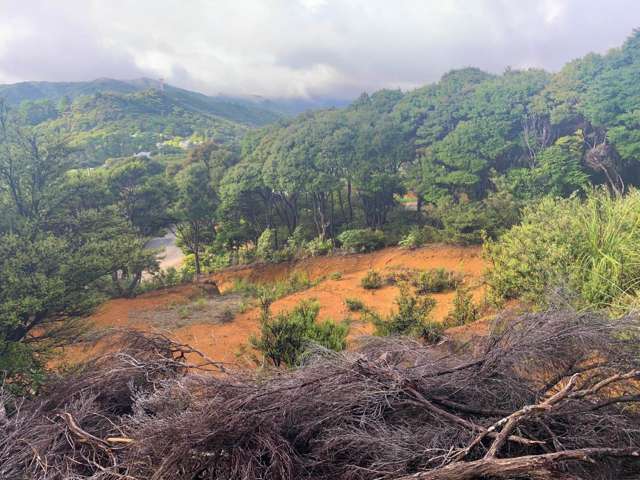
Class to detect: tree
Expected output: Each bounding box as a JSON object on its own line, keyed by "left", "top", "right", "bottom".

{"left": 172, "top": 163, "right": 217, "bottom": 276}
{"left": 0, "top": 105, "right": 111, "bottom": 389}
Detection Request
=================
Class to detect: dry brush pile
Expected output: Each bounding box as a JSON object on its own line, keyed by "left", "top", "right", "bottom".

{"left": 1, "top": 310, "right": 640, "bottom": 479}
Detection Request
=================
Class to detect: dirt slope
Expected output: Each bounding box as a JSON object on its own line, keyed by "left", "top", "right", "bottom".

{"left": 59, "top": 244, "right": 486, "bottom": 367}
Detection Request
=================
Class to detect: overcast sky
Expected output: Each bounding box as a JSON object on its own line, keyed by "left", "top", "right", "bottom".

{"left": 0, "top": 0, "right": 638, "bottom": 99}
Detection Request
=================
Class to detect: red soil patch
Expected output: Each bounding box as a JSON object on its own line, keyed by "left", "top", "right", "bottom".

{"left": 59, "top": 245, "right": 487, "bottom": 368}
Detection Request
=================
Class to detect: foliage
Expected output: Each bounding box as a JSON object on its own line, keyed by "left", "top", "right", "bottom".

{"left": 0, "top": 103, "right": 176, "bottom": 389}
{"left": 360, "top": 270, "right": 383, "bottom": 290}
{"left": 256, "top": 228, "right": 276, "bottom": 261}
{"left": 485, "top": 188, "right": 640, "bottom": 312}
{"left": 136, "top": 267, "right": 194, "bottom": 294}
{"left": 4, "top": 85, "right": 279, "bottom": 165}
{"left": 250, "top": 300, "right": 348, "bottom": 367}
{"left": 412, "top": 268, "right": 462, "bottom": 294}
{"left": 445, "top": 288, "right": 479, "bottom": 327}
{"left": 231, "top": 272, "right": 317, "bottom": 303}
{"left": 337, "top": 229, "right": 385, "bottom": 253}
{"left": 344, "top": 298, "right": 365, "bottom": 312}
{"left": 302, "top": 236, "right": 334, "bottom": 257}
{"left": 398, "top": 226, "right": 437, "bottom": 249}
{"left": 371, "top": 286, "right": 439, "bottom": 341}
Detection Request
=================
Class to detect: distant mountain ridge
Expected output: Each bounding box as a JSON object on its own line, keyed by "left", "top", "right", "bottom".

{"left": 0, "top": 77, "right": 351, "bottom": 124}
{"left": 0, "top": 78, "right": 280, "bottom": 126}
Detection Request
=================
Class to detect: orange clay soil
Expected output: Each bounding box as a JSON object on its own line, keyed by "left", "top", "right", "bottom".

{"left": 58, "top": 244, "right": 487, "bottom": 367}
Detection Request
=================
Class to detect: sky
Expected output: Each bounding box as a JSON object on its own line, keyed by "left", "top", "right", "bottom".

{"left": 0, "top": 0, "right": 639, "bottom": 100}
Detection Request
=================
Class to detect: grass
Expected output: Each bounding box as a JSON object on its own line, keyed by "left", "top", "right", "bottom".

{"left": 230, "top": 271, "right": 322, "bottom": 303}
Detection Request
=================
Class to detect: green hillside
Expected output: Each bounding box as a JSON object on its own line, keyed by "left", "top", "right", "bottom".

{"left": 0, "top": 77, "right": 286, "bottom": 126}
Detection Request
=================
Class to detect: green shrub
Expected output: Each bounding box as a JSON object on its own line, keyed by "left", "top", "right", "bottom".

{"left": 330, "top": 271, "right": 343, "bottom": 280}
{"left": 137, "top": 266, "right": 194, "bottom": 293}
{"left": 372, "top": 287, "right": 440, "bottom": 342}
{"left": 434, "top": 193, "right": 521, "bottom": 245}
{"left": 445, "top": 288, "right": 478, "bottom": 327}
{"left": 250, "top": 300, "right": 348, "bottom": 367}
{"left": 337, "top": 229, "right": 385, "bottom": 253}
{"left": 420, "top": 320, "right": 445, "bottom": 344}
{"left": 485, "top": 188, "right": 640, "bottom": 312}
{"left": 256, "top": 228, "right": 276, "bottom": 261}
{"left": 383, "top": 268, "right": 418, "bottom": 285}
{"left": 412, "top": 268, "right": 462, "bottom": 294}
{"left": 398, "top": 226, "right": 441, "bottom": 249}
{"left": 361, "top": 270, "right": 383, "bottom": 290}
{"left": 345, "top": 298, "right": 365, "bottom": 311}
{"left": 182, "top": 248, "right": 233, "bottom": 275}
{"left": 303, "top": 236, "right": 334, "bottom": 257}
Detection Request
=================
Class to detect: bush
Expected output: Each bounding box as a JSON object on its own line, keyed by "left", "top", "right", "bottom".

{"left": 182, "top": 248, "right": 233, "bottom": 275}
{"left": 383, "top": 268, "right": 418, "bottom": 285}
{"left": 445, "top": 288, "right": 478, "bottom": 327}
{"left": 434, "top": 193, "right": 521, "bottom": 245}
{"left": 372, "top": 286, "right": 439, "bottom": 341}
{"left": 361, "top": 270, "right": 383, "bottom": 290}
{"left": 137, "top": 267, "right": 194, "bottom": 294}
{"left": 344, "top": 298, "right": 365, "bottom": 312}
{"left": 250, "top": 300, "right": 349, "bottom": 367}
{"left": 256, "top": 228, "right": 276, "bottom": 261}
{"left": 412, "top": 268, "right": 461, "bottom": 294}
{"left": 398, "top": 226, "right": 442, "bottom": 249}
{"left": 337, "top": 229, "right": 385, "bottom": 253}
{"left": 303, "top": 236, "right": 334, "bottom": 257}
{"left": 485, "top": 188, "right": 640, "bottom": 312}
{"left": 330, "top": 271, "right": 343, "bottom": 281}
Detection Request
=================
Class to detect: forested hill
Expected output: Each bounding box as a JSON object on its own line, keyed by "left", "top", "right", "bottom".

{"left": 0, "top": 78, "right": 287, "bottom": 126}
{"left": 217, "top": 27, "right": 640, "bottom": 247}
{"left": 0, "top": 79, "right": 290, "bottom": 165}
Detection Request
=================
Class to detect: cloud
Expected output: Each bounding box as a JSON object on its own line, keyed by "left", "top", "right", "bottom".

{"left": 0, "top": 0, "right": 638, "bottom": 98}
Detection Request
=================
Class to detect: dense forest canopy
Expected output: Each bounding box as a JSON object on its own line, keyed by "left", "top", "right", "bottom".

{"left": 201, "top": 29, "right": 640, "bottom": 253}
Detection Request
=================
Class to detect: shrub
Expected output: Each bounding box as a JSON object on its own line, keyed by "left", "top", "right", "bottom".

{"left": 433, "top": 193, "right": 521, "bottom": 245}
{"left": 330, "top": 271, "right": 343, "bottom": 281}
{"left": 137, "top": 267, "right": 194, "bottom": 293}
{"left": 337, "top": 229, "right": 385, "bottom": 253}
{"left": 372, "top": 286, "right": 439, "bottom": 341}
{"left": 383, "top": 268, "right": 418, "bottom": 285}
{"left": 256, "top": 228, "right": 276, "bottom": 261}
{"left": 485, "top": 188, "right": 640, "bottom": 312}
{"left": 303, "top": 236, "right": 334, "bottom": 257}
{"left": 398, "top": 226, "right": 441, "bottom": 249}
{"left": 344, "top": 298, "right": 365, "bottom": 312}
{"left": 182, "top": 249, "right": 232, "bottom": 275}
{"left": 361, "top": 270, "right": 383, "bottom": 290}
{"left": 250, "top": 300, "right": 349, "bottom": 367}
{"left": 412, "top": 268, "right": 461, "bottom": 294}
{"left": 445, "top": 288, "right": 478, "bottom": 327}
